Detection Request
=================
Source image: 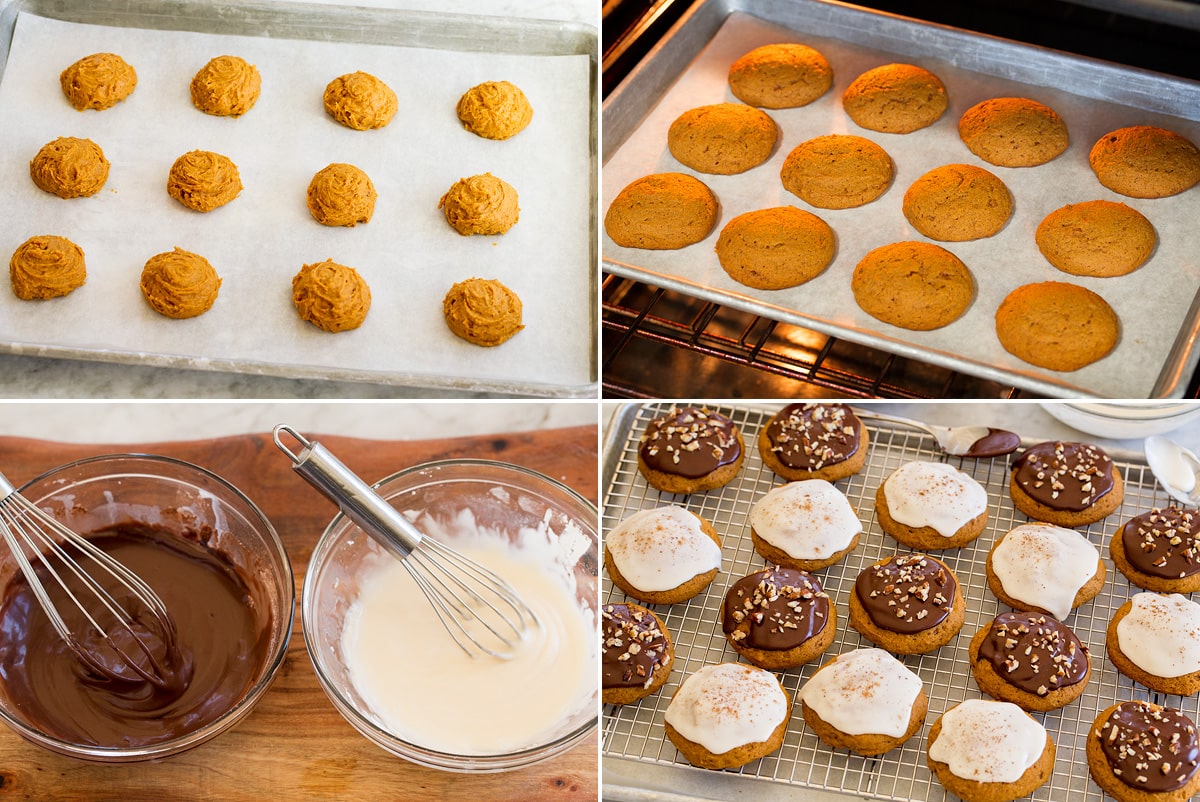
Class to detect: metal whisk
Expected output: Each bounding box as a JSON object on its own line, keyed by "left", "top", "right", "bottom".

{"left": 273, "top": 425, "right": 539, "bottom": 660}
{"left": 0, "top": 469, "right": 178, "bottom": 687}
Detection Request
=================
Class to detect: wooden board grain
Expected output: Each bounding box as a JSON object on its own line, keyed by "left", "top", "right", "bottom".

{"left": 0, "top": 425, "right": 599, "bottom": 802}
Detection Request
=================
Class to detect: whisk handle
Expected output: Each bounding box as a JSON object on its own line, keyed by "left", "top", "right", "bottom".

{"left": 272, "top": 425, "right": 422, "bottom": 559}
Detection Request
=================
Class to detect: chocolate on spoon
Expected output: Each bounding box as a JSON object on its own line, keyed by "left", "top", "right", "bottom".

{"left": 852, "top": 409, "right": 1021, "bottom": 458}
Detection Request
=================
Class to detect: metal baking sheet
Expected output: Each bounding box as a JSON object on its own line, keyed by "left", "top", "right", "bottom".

{"left": 601, "top": 0, "right": 1200, "bottom": 399}
{"left": 0, "top": 0, "right": 597, "bottom": 398}
{"left": 601, "top": 401, "right": 1200, "bottom": 802}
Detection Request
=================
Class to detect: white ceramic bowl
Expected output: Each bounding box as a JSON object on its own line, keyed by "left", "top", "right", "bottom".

{"left": 1041, "top": 402, "right": 1200, "bottom": 439}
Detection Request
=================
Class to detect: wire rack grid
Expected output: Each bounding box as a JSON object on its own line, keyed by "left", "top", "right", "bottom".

{"left": 601, "top": 402, "right": 1199, "bottom": 802}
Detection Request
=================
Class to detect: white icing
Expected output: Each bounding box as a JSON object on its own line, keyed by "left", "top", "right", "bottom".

{"left": 928, "top": 699, "right": 1046, "bottom": 783}
{"left": 883, "top": 461, "right": 988, "bottom": 538}
{"left": 606, "top": 506, "right": 721, "bottom": 591}
{"left": 665, "top": 663, "right": 789, "bottom": 755}
{"left": 798, "top": 648, "right": 923, "bottom": 738}
{"left": 1116, "top": 592, "right": 1200, "bottom": 678}
{"left": 990, "top": 523, "right": 1099, "bottom": 620}
{"left": 749, "top": 480, "right": 862, "bottom": 560}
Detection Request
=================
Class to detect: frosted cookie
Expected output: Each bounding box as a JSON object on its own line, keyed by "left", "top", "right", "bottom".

{"left": 780, "top": 134, "right": 894, "bottom": 209}
{"left": 842, "top": 63, "right": 948, "bottom": 134}
{"left": 800, "top": 648, "right": 927, "bottom": 756}
{"left": 714, "top": 206, "right": 835, "bottom": 290}
{"left": 986, "top": 522, "right": 1104, "bottom": 620}
{"left": 757, "top": 403, "right": 868, "bottom": 482}
{"left": 601, "top": 602, "right": 673, "bottom": 705}
{"left": 190, "top": 55, "right": 261, "bottom": 117}
{"left": 30, "top": 137, "right": 109, "bottom": 199}
{"left": 60, "top": 53, "right": 136, "bottom": 111}
{"left": 957, "top": 97, "right": 1069, "bottom": 168}
{"left": 442, "top": 277, "right": 523, "bottom": 346}
{"left": 994, "top": 281, "right": 1120, "bottom": 372}
{"left": 291, "top": 259, "right": 371, "bottom": 333}
{"left": 456, "top": 80, "right": 532, "bottom": 140}
{"left": 875, "top": 461, "right": 988, "bottom": 550}
{"left": 664, "top": 662, "right": 790, "bottom": 770}
{"left": 604, "top": 173, "right": 718, "bottom": 250}
{"left": 721, "top": 566, "right": 835, "bottom": 669}
{"left": 727, "top": 43, "right": 833, "bottom": 109}
{"left": 1087, "top": 701, "right": 1200, "bottom": 802}
{"left": 749, "top": 480, "right": 862, "bottom": 571}
{"left": 852, "top": 242, "right": 975, "bottom": 331}
{"left": 1036, "top": 200, "right": 1156, "bottom": 278}
{"left": 139, "top": 247, "right": 221, "bottom": 319}
{"left": 902, "top": 163, "right": 1013, "bottom": 241}
{"left": 9, "top": 235, "right": 85, "bottom": 300}
{"left": 307, "top": 163, "right": 376, "bottom": 227}
{"left": 1009, "top": 440, "right": 1124, "bottom": 526}
{"left": 604, "top": 505, "right": 722, "bottom": 605}
{"left": 1089, "top": 125, "right": 1200, "bottom": 199}
{"left": 850, "top": 554, "right": 964, "bottom": 654}
{"left": 667, "top": 103, "right": 778, "bottom": 175}
{"left": 439, "top": 173, "right": 519, "bottom": 236}
{"left": 167, "top": 150, "right": 242, "bottom": 212}
{"left": 927, "top": 699, "right": 1055, "bottom": 802}
{"left": 969, "top": 611, "right": 1090, "bottom": 711}
{"left": 1107, "top": 592, "right": 1200, "bottom": 696}
{"left": 1112, "top": 506, "right": 1200, "bottom": 593}
{"left": 637, "top": 407, "right": 744, "bottom": 494}
{"left": 324, "top": 71, "right": 397, "bottom": 130}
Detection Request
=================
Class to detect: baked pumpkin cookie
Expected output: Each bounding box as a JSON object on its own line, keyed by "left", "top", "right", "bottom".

{"left": 721, "top": 565, "right": 835, "bottom": 669}
{"left": 637, "top": 407, "right": 744, "bottom": 494}
{"left": 851, "top": 241, "right": 975, "bottom": 330}
{"left": 728, "top": 43, "right": 833, "bottom": 109}
{"left": 456, "top": 80, "right": 532, "bottom": 140}
{"left": 714, "top": 206, "right": 835, "bottom": 290}
{"left": 9, "top": 235, "right": 86, "bottom": 300}
{"left": 323, "top": 71, "right": 397, "bottom": 130}
{"left": 667, "top": 103, "right": 779, "bottom": 175}
{"left": 1089, "top": 125, "right": 1200, "bottom": 198}
{"left": 749, "top": 480, "right": 862, "bottom": 571}
{"left": 140, "top": 247, "right": 221, "bottom": 319}
{"left": 60, "top": 53, "right": 136, "bottom": 111}
{"left": 780, "top": 134, "right": 894, "bottom": 209}
{"left": 1111, "top": 506, "right": 1200, "bottom": 593}
{"left": 902, "top": 163, "right": 1013, "bottom": 241}
{"left": 190, "top": 55, "right": 261, "bottom": 117}
{"left": 604, "top": 505, "right": 722, "bottom": 605}
{"left": 927, "top": 699, "right": 1055, "bottom": 802}
{"left": 994, "top": 281, "right": 1119, "bottom": 372}
{"left": 987, "top": 522, "right": 1105, "bottom": 620}
{"left": 442, "top": 277, "right": 523, "bottom": 346}
{"left": 842, "top": 63, "right": 948, "bottom": 134}
{"left": 604, "top": 173, "right": 718, "bottom": 250}
{"left": 167, "top": 150, "right": 242, "bottom": 212}
{"left": 1087, "top": 701, "right": 1200, "bottom": 802}
{"left": 1009, "top": 440, "right": 1124, "bottom": 526}
{"left": 601, "top": 602, "right": 673, "bottom": 705}
{"left": 875, "top": 460, "right": 989, "bottom": 550}
{"left": 291, "top": 259, "right": 371, "bottom": 332}
{"left": 969, "top": 611, "right": 1090, "bottom": 711}
{"left": 1107, "top": 592, "right": 1200, "bottom": 696}
{"left": 957, "top": 97, "right": 1069, "bottom": 167}
{"left": 850, "top": 553, "right": 964, "bottom": 654}
{"left": 757, "top": 403, "right": 868, "bottom": 482}
{"left": 1035, "top": 200, "right": 1156, "bottom": 277}
{"left": 30, "top": 137, "right": 109, "bottom": 199}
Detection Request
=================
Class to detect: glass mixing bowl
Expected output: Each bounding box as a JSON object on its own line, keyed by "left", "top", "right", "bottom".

{"left": 0, "top": 454, "right": 294, "bottom": 762}
{"left": 302, "top": 458, "right": 598, "bottom": 772}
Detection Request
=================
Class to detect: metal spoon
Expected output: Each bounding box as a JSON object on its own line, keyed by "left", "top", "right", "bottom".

{"left": 852, "top": 409, "right": 1021, "bottom": 458}
{"left": 1144, "top": 435, "right": 1200, "bottom": 506}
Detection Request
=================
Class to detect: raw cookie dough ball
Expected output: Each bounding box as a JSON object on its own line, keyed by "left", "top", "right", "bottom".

{"left": 438, "top": 173, "right": 519, "bottom": 235}
{"left": 60, "top": 53, "right": 137, "bottom": 111}
{"left": 190, "top": 55, "right": 261, "bottom": 117}
{"left": 306, "top": 163, "right": 376, "bottom": 227}
{"left": 292, "top": 259, "right": 371, "bottom": 333}
{"left": 442, "top": 277, "right": 524, "bottom": 346}
{"left": 728, "top": 43, "right": 833, "bottom": 109}
{"left": 9, "top": 235, "right": 86, "bottom": 300}
{"left": 1089, "top": 125, "right": 1200, "bottom": 198}
{"left": 30, "top": 137, "right": 109, "bottom": 199}
{"left": 167, "top": 150, "right": 243, "bottom": 212}
{"left": 842, "top": 63, "right": 948, "bottom": 134}
{"left": 456, "top": 80, "right": 533, "bottom": 140}
{"left": 324, "top": 71, "right": 397, "bottom": 130}
{"left": 140, "top": 247, "right": 221, "bottom": 319}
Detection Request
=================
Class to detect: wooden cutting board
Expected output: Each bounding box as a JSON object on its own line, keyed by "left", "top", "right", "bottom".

{"left": 0, "top": 425, "right": 599, "bottom": 802}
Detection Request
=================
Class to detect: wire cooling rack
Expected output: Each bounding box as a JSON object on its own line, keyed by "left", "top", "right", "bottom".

{"left": 601, "top": 402, "right": 1199, "bottom": 802}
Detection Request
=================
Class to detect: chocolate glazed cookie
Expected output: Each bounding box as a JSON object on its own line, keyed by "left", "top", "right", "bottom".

{"left": 757, "top": 403, "right": 868, "bottom": 482}
{"left": 1010, "top": 440, "right": 1124, "bottom": 526}
{"left": 601, "top": 602, "right": 673, "bottom": 705}
{"left": 721, "top": 566, "right": 836, "bottom": 669}
{"left": 637, "top": 407, "right": 744, "bottom": 494}
{"left": 969, "top": 611, "right": 1090, "bottom": 711}
{"left": 1112, "top": 507, "right": 1200, "bottom": 593}
{"left": 849, "top": 554, "right": 965, "bottom": 654}
{"left": 1087, "top": 701, "right": 1200, "bottom": 802}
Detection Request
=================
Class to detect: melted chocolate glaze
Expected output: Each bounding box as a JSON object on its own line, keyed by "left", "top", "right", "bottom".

{"left": 1121, "top": 507, "right": 1200, "bottom": 580}
{"left": 855, "top": 555, "right": 956, "bottom": 634}
{"left": 1012, "top": 441, "right": 1115, "bottom": 512}
{"left": 1098, "top": 701, "right": 1200, "bottom": 792}
{"left": 978, "top": 611, "right": 1087, "bottom": 696}
{"left": 602, "top": 603, "right": 669, "bottom": 690}
{"left": 763, "top": 404, "right": 862, "bottom": 470}
{"left": 639, "top": 407, "right": 740, "bottom": 479}
{"left": 722, "top": 566, "right": 829, "bottom": 651}
{"left": 963, "top": 428, "right": 1021, "bottom": 458}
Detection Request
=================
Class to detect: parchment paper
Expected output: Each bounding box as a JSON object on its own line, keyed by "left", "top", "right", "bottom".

{"left": 602, "top": 12, "right": 1200, "bottom": 398}
{"left": 0, "top": 11, "right": 593, "bottom": 395}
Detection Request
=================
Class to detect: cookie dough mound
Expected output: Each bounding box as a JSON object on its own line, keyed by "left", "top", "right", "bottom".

{"left": 902, "top": 163, "right": 1013, "bottom": 241}
{"left": 307, "top": 163, "right": 376, "bottom": 227}
{"left": 60, "top": 53, "right": 137, "bottom": 111}
{"left": 191, "top": 55, "right": 261, "bottom": 117}
{"left": 1035, "top": 200, "right": 1156, "bottom": 277}
{"left": 604, "top": 173, "right": 718, "bottom": 250}
{"left": 140, "top": 247, "right": 221, "bottom": 319}
{"left": 438, "top": 173, "right": 519, "bottom": 235}
{"left": 852, "top": 241, "right": 974, "bottom": 330}
{"left": 958, "top": 97, "right": 1069, "bottom": 167}
{"left": 667, "top": 103, "right": 778, "bottom": 175}
{"left": 1089, "top": 125, "right": 1200, "bottom": 198}
{"left": 456, "top": 80, "right": 533, "bottom": 140}
{"left": 995, "top": 281, "right": 1119, "bottom": 372}
{"left": 30, "top": 137, "right": 109, "bottom": 199}
{"left": 715, "top": 205, "right": 835, "bottom": 290}
{"left": 167, "top": 150, "right": 242, "bottom": 212}
{"left": 442, "top": 277, "right": 524, "bottom": 346}
{"left": 291, "top": 259, "right": 371, "bottom": 333}
{"left": 728, "top": 43, "right": 833, "bottom": 109}
{"left": 324, "top": 71, "right": 397, "bottom": 130}
{"left": 842, "top": 63, "right": 948, "bottom": 134}
{"left": 781, "top": 134, "right": 894, "bottom": 209}
{"left": 9, "top": 235, "right": 86, "bottom": 300}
